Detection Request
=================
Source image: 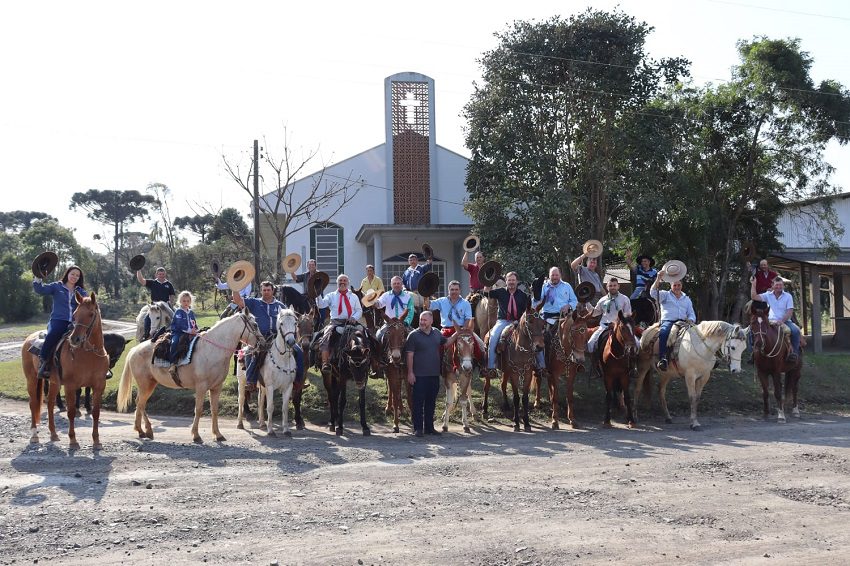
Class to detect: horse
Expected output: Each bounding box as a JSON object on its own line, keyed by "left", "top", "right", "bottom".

{"left": 538, "top": 308, "right": 591, "bottom": 429}
{"left": 633, "top": 320, "right": 747, "bottom": 430}
{"left": 381, "top": 319, "right": 410, "bottom": 433}
{"left": 324, "top": 322, "right": 372, "bottom": 436}
{"left": 22, "top": 292, "right": 111, "bottom": 449}
{"left": 255, "top": 309, "right": 299, "bottom": 437}
{"left": 441, "top": 329, "right": 485, "bottom": 433}
{"left": 600, "top": 311, "right": 638, "bottom": 428}
{"left": 135, "top": 301, "right": 174, "bottom": 342}
{"left": 55, "top": 332, "right": 129, "bottom": 417}
{"left": 118, "top": 311, "right": 263, "bottom": 443}
{"left": 486, "top": 310, "right": 546, "bottom": 431}
{"left": 472, "top": 294, "right": 497, "bottom": 340}
{"left": 291, "top": 311, "right": 317, "bottom": 430}
{"left": 749, "top": 305, "right": 804, "bottom": 422}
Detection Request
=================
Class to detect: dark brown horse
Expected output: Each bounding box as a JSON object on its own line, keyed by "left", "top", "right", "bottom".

{"left": 324, "top": 323, "right": 372, "bottom": 436}
{"left": 23, "top": 293, "right": 110, "bottom": 448}
{"left": 749, "top": 305, "right": 803, "bottom": 422}
{"left": 488, "top": 310, "right": 546, "bottom": 431}
{"left": 537, "top": 308, "right": 591, "bottom": 429}
{"left": 291, "top": 312, "right": 316, "bottom": 430}
{"left": 600, "top": 311, "right": 638, "bottom": 428}
{"left": 380, "top": 319, "right": 410, "bottom": 433}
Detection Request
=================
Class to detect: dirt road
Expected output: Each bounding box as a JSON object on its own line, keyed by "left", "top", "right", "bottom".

{"left": 1, "top": 398, "right": 848, "bottom": 565}
{"left": 0, "top": 320, "right": 136, "bottom": 363}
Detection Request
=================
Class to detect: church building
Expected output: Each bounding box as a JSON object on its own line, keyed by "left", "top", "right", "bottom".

{"left": 261, "top": 72, "right": 474, "bottom": 296}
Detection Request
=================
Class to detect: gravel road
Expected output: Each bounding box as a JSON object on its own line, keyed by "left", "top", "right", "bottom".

{"left": 1, "top": 397, "right": 848, "bottom": 565}
{"left": 0, "top": 320, "right": 136, "bottom": 363}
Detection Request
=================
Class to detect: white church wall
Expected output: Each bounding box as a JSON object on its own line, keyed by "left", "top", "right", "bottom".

{"left": 433, "top": 146, "right": 473, "bottom": 224}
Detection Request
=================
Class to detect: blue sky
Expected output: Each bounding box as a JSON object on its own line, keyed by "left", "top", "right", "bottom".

{"left": 1, "top": 0, "right": 848, "bottom": 250}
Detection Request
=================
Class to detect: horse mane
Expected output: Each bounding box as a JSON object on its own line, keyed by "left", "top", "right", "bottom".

{"left": 698, "top": 320, "right": 733, "bottom": 338}
{"left": 155, "top": 301, "right": 174, "bottom": 318}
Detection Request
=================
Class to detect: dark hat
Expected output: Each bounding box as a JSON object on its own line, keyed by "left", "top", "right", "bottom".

{"left": 129, "top": 254, "right": 146, "bottom": 271}
{"left": 210, "top": 259, "right": 221, "bottom": 277}
{"left": 478, "top": 260, "right": 503, "bottom": 288}
{"left": 463, "top": 235, "right": 479, "bottom": 252}
{"left": 531, "top": 275, "right": 545, "bottom": 301}
{"left": 31, "top": 251, "right": 58, "bottom": 279}
{"left": 307, "top": 271, "right": 330, "bottom": 300}
{"left": 417, "top": 272, "right": 440, "bottom": 298}
{"left": 575, "top": 281, "right": 596, "bottom": 303}
{"left": 421, "top": 242, "right": 434, "bottom": 261}
{"left": 635, "top": 255, "right": 656, "bottom": 268}
{"left": 740, "top": 240, "right": 757, "bottom": 261}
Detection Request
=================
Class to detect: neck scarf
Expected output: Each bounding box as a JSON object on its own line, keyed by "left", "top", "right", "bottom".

{"left": 508, "top": 291, "right": 518, "bottom": 320}
{"left": 338, "top": 290, "right": 352, "bottom": 317}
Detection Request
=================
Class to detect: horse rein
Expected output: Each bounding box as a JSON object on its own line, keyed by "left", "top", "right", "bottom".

{"left": 69, "top": 307, "right": 108, "bottom": 357}
{"left": 751, "top": 317, "right": 783, "bottom": 359}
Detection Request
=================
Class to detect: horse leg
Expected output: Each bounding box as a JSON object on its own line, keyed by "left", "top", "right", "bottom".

{"left": 359, "top": 386, "right": 370, "bottom": 436}
{"left": 257, "top": 387, "right": 267, "bottom": 431}
{"left": 293, "top": 387, "right": 305, "bottom": 430}
{"left": 790, "top": 369, "right": 801, "bottom": 418}
{"left": 190, "top": 386, "right": 205, "bottom": 443}
{"left": 565, "top": 369, "right": 578, "bottom": 429}
{"left": 522, "top": 375, "right": 531, "bottom": 432}
{"left": 632, "top": 365, "right": 646, "bottom": 424}
{"left": 389, "top": 372, "right": 401, "bottom": 433}
{"left": 46, "top": 379, "right": 59, "bottom": 442}
{"left": 773, "top": 373, "right": 785, "bottom": 423}
{"left": 84, "top": 387, "right": 92, "bottom": 417}
{"left": 685, "top": 374, "right": 702, "bottom": 431}
{"left": 236, "top": 367, "right": 246, "bottom": 429}
{"left": 324, "top": 374, "right": 336, "bottom": 432}
{"left": 758, "top": 370, "right": 771, "bottom": 419}
{"left": 461, "top": 371, "right": 473, "bottom": 433}
{"left": 531, "top": 370, "right": 541, "bottom": 410}
{"left": 548, "top": 367, "right": 560, "bottom": 430}
{"left": 91, "top": 384, "right": 104, "bottom": 450}
{"left": 501, "top": 373, "right": 511, "bottom": 417}
{"left": 27, "top": 372, "right": 41, "bottom": 444}
{"left": 623, "top": 374, "right": 635, "bottom": 429}
{"left": 336, "top": 380, "right": 347, "bottom": 436}
{"left": 134, "top": 378, "right": 156, "bottom": 440}
{"left": 603, "top": 382, "right": 614, "bottom": 428}
{"left": 210, "top": 385, "right": 226, "bottom": 442}
{"left": 282, "top": 383, "right": 294, "bottom": 438}
{"left": 67, "top": 386, "right": 80, "bottom": 450}
{"left": 483, "top": 372, "right": 491, "bottom": 421}
{"left": 511, "top": 377, "right": 521, "bottom": 432}
{"left": 658, "top": 374, "right": 673, "bottom": 424}
{"left": 442, "top": 376, "right": 455, "bottom": 433}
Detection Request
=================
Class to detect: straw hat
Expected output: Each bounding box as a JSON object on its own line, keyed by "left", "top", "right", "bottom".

{"left": 282, "top": 253, "right": 302, "bottom": 274}
{"left": 31, "top": 251, "right": 58, "bottom": 279}
{"left": 361, "top": 289, "right": 380, "bottom": 308}
{"left": 660, "top": 260, "right": 687, "bottom": 283}
{"left": 582, "top": 239, "right": 603, "bottom": 259}
{"left": 226, "top": 261, "right": 256, "bottom": 292}
{"left": 463, "top": 235, "right": 480, "bottom": 252}
{"left": 129, "top": 254, "right": 146, "bottom": 272}
{"left": 478, "top": 260, "right": 503, "bottom": 287}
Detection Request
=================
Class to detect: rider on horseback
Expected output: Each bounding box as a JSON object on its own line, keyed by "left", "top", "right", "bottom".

{"left": 317, "top": 274, "right": 364, "bottom": 376}
{"left": 32, "top": 265, "right": 87, "bottom": 379}
{"left": 625, "top": 250, "right": 657, "bottom": 300}
{"left": 375, "top": 276, "right": 412, "bottom": 342}
{"left": 483, "top": 272, "right": 530, "bottom": 377}
{"left": 461, "top": 250, "right": 486, "bottom": 293}
{"left": 532, "top": 267, "right": 578, "bottom": 370}
{"left": 750, "top": 275, "right": 800, "bottom": 362}
{"left": 652, "top": 266, "right": 697, "bottom": 371}
{"left": 427, "top": 280, "right": 475, "bottom": 337}
{"left": 587, "top": 279, "right": 633, "bottom": 378}
{"left": 168, "top": 291, "right": 199, "bottom": 384}
{"left": 136, "top": 266, "right": 176, "bottom": 340}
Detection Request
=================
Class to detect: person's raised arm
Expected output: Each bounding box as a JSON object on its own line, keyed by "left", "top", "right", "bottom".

{"left": 136, "top": 271, "right": 146, "bottom": 286}
{"left": 461, "top": 251, "right": 469, "bottom": 267}
{"left": 570, "top": 254, "right": 585, "bottom": 273}
{"left": 749, "top": 276, "right": 761, "bottom": 302}
{"left": 233, "top": 291, "right": 246, "bottom": 311}
{"left": 625, "top": 249, "right": 634, "bottom": 269}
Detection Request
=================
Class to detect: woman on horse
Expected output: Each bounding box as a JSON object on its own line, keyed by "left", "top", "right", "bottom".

{"left": 33, "top": 265, "right": 87, "bottom": 379}
{"left": 625, "top": 250, "right": 658, "bottom": 300}
{"left": 169, "top": 291, "right": 199, "bottom": 381}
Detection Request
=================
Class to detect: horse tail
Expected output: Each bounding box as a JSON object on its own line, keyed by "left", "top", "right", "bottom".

{"left": 117, "top": 352, "right": 135, "bottom": 412}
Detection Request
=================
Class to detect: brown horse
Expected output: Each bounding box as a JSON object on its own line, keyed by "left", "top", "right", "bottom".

{"left": 600, "top": 311, "right": 638, "bottom": 428}
{"left": 441, "top": 329, "right": 485, "bottom": 433}
{"left": 749, "top": 306, "right": 804, "bottom": 422}
{"left": 290, "top": 311, "right": 316, "bottom": 430}
{"left": 380, "top": 319, "right": 410, "bottom": 433}
{"left": 489, "top": 310, "right": 546, "bottom": 431}
{"left": 539, "top": 308, "right": 591, "bottom": 429}
{"left": 323, "top": 323, "right": 372, "bottom": 436}
{"left": 23, "top": 292, "right": 110, "bottom": 449}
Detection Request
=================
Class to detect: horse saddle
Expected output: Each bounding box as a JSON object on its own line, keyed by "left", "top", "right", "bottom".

{"left": 151, "top": 332, "right": 200, "bottom": 368}
{"left": 596, "top": 326, "right": 613, "bottom": 353}
{"left": 29, "top": 329, "right": 73, "bottom": 380}
{"left": 27, "top": 331, "right": 49, "bottom": 355}
{"left": 639, "top": 321, "right": 693, "bottom": 360}
{"left": 496, "top": 322, "right": 520, "bottom": 354}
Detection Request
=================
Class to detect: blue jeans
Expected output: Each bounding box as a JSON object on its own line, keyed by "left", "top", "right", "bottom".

{"left": 412, "top": 375, "right": 440, "bottom": 433}
{"left": 630, "top": 287, "right": 647, "bottom": 300}
{"left": 785, "top": 321, "right": 801, "bottom": 355}
{"left": 658, "top": 320, "right": 676, "bottom": 360}
{"left": 41, "top": 319, "right": 72, "bottom": 363}
{"left": 246, "top": 342, "right": 304, "bottom": 385}
{"left": 488, "top": 319, "right": 512, "bottom": 369}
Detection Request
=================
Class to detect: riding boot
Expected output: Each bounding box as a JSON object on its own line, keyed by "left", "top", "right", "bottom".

{"left": 169, "top": 364, "right": 183, "bottom": 388}
{"left": 321, "top": 351, "right": 332, "bottom": 377}
{"left": 106, "top": 369, "right": 113, "bottom": 379}
{"left": 37, "top": 359, "right": 51, "bottom": 380}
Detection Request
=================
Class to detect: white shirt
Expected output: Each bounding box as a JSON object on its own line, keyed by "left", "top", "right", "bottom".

{"left": 376, "top": 290, "right": 412, "bottom": 319}
{"left": 591, "top": 293, "right": 632, "bottom": 325}
{"left": 759, "top": 290, "right": 794, "bottom": 323}
{"left": 317, "top": 289, "right": 363, "bottom": 321}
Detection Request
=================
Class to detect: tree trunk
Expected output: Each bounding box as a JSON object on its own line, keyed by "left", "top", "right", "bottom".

{"left": 113, "top": 221, "right": 120, "bottom": 299}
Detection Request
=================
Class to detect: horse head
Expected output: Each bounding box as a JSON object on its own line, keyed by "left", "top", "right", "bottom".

{"left": 70, "top": 292, "right": 101, "bottom": 348}
{"left": 748, "top": 308, "right": 773, "bottom": 355}
{"left": 344, "top": 327, "right": 371, "bottom": 389}
{"left": 454, "top": 330, "right": 477, "bottom": 372}
{"left": 296, "top": 313, "right": 315, "bottom": 352}
{"left": 239, "top": 311, "right": 263, "bottom": 348}
{"left": 564, "top": 308, "right": 591, "bottom": 364}
{"left": 522, "top": 310, "right": 546, "bottom": 353}
{"left": 276, "top": 308, "right": 298, "bottom": 348}
{"left": 614, "top": 310, "right": 638, "bottom": 358}
{"left": 149, "top": 301, "right": 174, "bottom": 333}
{"left": 723, "top": 323, "right": 748, "bottom": 374}
{"left": 384, "top": 320, "right": 407, "bottom": 363}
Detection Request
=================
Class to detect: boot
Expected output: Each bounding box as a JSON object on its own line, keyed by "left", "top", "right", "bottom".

{"left": 37, "top": 359, "right": 51, "bottom": 380}
{"left": 169, "top": 364, "right": 183, "bottom": 387}
{"left": 321, "top": 351, "right": 332, "bottom": 377}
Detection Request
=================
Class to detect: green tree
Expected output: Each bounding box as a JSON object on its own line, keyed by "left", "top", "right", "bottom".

{"left": 20, "top": 219, "right": 83, "bottom": 271}
{"left": 175, "top": 213, "right": 216, "bottom": 244}
{"left": 0, "top": 253, "right": 39, "bottom": 322}
{"left": 207, "top": 207, "right": 252, "bottom": 252}
{"left": 69, "top": 189, "right": 158, "bottom": 298}
{"left": 0, "top": 211, "right": 56, "bottom": 233}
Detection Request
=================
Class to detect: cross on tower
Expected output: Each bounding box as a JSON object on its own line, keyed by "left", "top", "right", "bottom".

{"left": 399, "top": 91, "right": 420, "bottom": 125}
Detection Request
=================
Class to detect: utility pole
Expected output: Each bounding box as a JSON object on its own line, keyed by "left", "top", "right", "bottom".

{"left": 253, "top": 139, "right": 261, "bottom": 290}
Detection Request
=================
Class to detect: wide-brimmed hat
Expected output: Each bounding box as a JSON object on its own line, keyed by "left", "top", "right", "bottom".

{"left": 463, "top": 235, "right": 479, "bottom": 252}
{"left": 129, "top": 254, "right": 146, "bottom": 272}
{"left": 361, "top": 289, "right": 380, "bottom": 308}
{"left": 582, "top": 239, "right": 603, "bottom": 259}
{"left": 226, "top": 261, "right": 255, "bottom": 292}
{"left": 282, "top": 253, "right": 302, "bottom": 274}
{"left": 31, "top": 251, "right": 58, "bottom": 279}
{"left": 636, "top": 255, "right": 656, "bottom": 268}
{"left": 660, "top": 260, "right": 687, "bottom": 283}
{"left": 421, "top": 242, "right": 434, "bottom": 261}
{"left": 307, "top": 271, "right": 330, "bottom": 299}
{"left": 575, "top": 281, "right": 596, "bottom": 303}
{"left": 210, "top": 259, "right": 221, "bottom": 277}
{"left": 531, "top": 275, "right": 546, "bottom": 301}
{"left": 417, "top": 272, "right": 440, "bottom": 298}
{"left": 478, "top": 260, "right": 503, "bottom": 287}
{"left": 740, "top": 240, "right": 757, "bottom": 261}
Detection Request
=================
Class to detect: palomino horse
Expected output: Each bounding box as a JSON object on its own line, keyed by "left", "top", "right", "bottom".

{"left": 22, "top": 292, "right": 111, "bottom": 448}
{"left": 381, "top": 319, "right": 410, "bottom": 433}
{"left": 634, "top": 321, "right": 747, "bottom": 430}
{"left": 255, "top": 309, "right": 300, "bottom": 437}
{"left": 441, "top": 329, "right": 485, "bottom": 433}
{"left": 118, "top": 311, "right": 263, "bottom": 443}
{"left": 749, "top": 305, "right": 803, "bottom": 422}
{"left": 600, "top": 311, "right": 638, "bottom": 428}
{"left": 135, "top": 301, "right": 174, "bottom": 342}
{"left": 488, "top": 310, "right": 546, "bottom": 431}
{"left": 324, "top": 323, "right": 372, "bottom": 436}
{"left": 472, "top": 294, "right": 498, "bottom": 341}
{"left": 539, "top": 308, "right": 591, "bottom": 429}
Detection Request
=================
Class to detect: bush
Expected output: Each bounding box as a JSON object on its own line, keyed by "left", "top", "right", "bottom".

{"left": 0, "top": 254, "right": 39, "bottom": 322}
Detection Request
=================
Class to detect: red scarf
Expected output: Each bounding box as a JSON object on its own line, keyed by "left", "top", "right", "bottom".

{"left": 508, "top": 291, "right": 517, "bottom": 320}
{"left": 338, "top": 290, "right": 352, "bottom": 317}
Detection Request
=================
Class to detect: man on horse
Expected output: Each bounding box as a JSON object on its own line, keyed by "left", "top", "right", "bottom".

{"left": 587, "top": 278, "right": 633, "bottom": 377}
{"left": 625, "top": 250, "right": 658, "bottom": 300}
{"left": 461, "top": 250, "right": 486, "bottom": 293}
{"left": 483, "top": 272, "right": 531, "bottom": 377}
{"left": 427, "top": 280, "right": 475, "bottom": 336}
{"left": 651, "top": 264, "right": 697, "bottom": 371}
{"left": 750, "top": 275, "right": 801, "bottom": 362}
{"left": 295, "top": 258, "right": 328, "bottom": 325}
{"left": 571, "top": 240, "right": 604, "bottom": 302}
{"left": 233, "top": 281, "right": 306, "bottom": 392}
{"left": 136, "top": 266, "right": 176, "bottom": 340}
{"left": 316, "top": 274, "right": 364, "bottom": 377}
{"left": 359, "top": 264, "right": 385, "bottom": 295}
{"left": 375, "top": 276, "right": 412, "bottom": 342}
{"left": 532, "top": 266, "right": 578, "bottom": 371}
{"left": 402, "top": 253, "right": 433, "bottom": 309}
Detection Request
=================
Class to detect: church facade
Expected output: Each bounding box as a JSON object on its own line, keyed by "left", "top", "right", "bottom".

{"left": 262, "top": 72, "right": 474, "bottom": 295}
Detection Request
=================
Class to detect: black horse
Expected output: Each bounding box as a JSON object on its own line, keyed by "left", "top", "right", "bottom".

{"left": 323, "top": 322, "right": 372, "bottom": 436}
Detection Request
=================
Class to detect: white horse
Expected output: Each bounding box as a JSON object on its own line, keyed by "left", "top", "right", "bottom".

{"left": 633, "top": 320, "right": 747, "bottom": 430}
{"left": 257, "top": 309, "right": 299, "bottom": 437}
{"left": 441, "top": 330, "right": 485, "bottom": 433}
{"left": 118, "top": 311, "right": 263, "bottom": 443}
{"left": 135, "top": 301, "right": 174, "bottom": 342}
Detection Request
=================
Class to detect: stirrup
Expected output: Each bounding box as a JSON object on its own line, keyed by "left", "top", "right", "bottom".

{"left": 38, "top": 362, "right": 51, "bottom": 379}
{"left": 786, "top": 352, "right": 799, "bottom": 362}
{"left": 657, "top": 358, "right": 668, "bottom": 371}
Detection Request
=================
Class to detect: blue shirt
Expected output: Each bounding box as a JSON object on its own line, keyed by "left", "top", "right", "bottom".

{"left": 651, "top": 288, "right": 696, "bottom": 322}
{"left": 171, "top": 308, "right": 197, "bottom": 337}
{"left": 402, "top": 263, "right": 432, "bottom": 292}
{"left": 429, "top": 296, "right": 473, "bottom": 328}
{"left": 635, "top": 266, "right": 658, "bottom": 290}
{"left": 243, "top": 297, "right": 286, "bottom": 336}
{"left": 536, "top": 280, "right": 578, "bottom": 314}
{"left": 33, "top": 281, "right": 87, "bottom": 322}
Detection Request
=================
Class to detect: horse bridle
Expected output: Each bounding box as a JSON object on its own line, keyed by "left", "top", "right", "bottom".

{"left": 69, "top": 305, "right": 108, "bottom": 356}
{"left": 606, "top": 319, "right": 637, "bottom": 361}
{"left": 382, "top": 320, "right": 407, "bottom": 365}
{"left": 750, "top": 316, "right": 783, "bottom": 358}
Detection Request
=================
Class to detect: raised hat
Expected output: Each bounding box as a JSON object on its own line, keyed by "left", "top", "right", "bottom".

{"left": 361, "top": 289, "right": 380, "bottom": 308}
{"left": 478, "top": 260, "right": 503, "bottom": 288}
{"left": 531, "top": 275, "right": 545, "bottom": 301}
{"left": 307, "top": 271, "right": 330, "bottom": 299}
{"left": 575, "top": 281, "right": 596, "bottom": 303}
{"left": 226, "top": 260, "right": 256, "bottom": 292}
{"left": 31, "top": 251, "right": 58, "bottom": 279}
{"left": 582, "top": 239, "right": 603, "bottom": 259}
{"left": 129, "top": 254, "right": 146, "bottom": 272}
{"left": 210, "top": 259, "right": 221, "bottom": 277}
{"left": 462, "top": 235, "right": 480, "bottom": 252}
{"left": 740, "top": 240, "right": 757, "bottom": 261}
{"left": 282, "top": 253, "right": 302, "bottom": 275}
{"left": 660, "top": 260, "right": 687, "bottom": 283}
{"left": 417, "top": 272, "right": 440, "bottom": 298}
{"left": 421, "top": 242, "right": 434, "bottom": 261}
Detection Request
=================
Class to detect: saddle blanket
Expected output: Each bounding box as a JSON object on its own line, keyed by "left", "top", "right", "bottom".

{"left": 27, "top": 331, "right": 48, "bottom": 356}
{"left": 153, "top": 336, "right": 200, "bottom": 368}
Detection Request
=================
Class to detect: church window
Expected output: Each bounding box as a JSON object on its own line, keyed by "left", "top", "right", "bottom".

{"left": 310, "top": 222, "right": 343, "bottom": 280}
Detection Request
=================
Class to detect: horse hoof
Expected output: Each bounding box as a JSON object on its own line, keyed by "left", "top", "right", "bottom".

{"left": 568, "top": 421, "right": 578, "bottom": 430}
{"left": 216, "top": 436, "right": 226, "bottom": 442}
{"left": 145, "top": 431, "right": 154, "bottom": 440}
{"left": 236, "top": 422, "right": 245, "bottom": 430}
{"left": 193, "top": 436, "right": 203, "bottom": 444}
{"left": 268, "top": 430, "right": 277, "bottom": 438}
{"left": 50, "top": 434, "right": 60, "bottom": 442}
{"left": 551, "top": 421, "right": 559, "bottom": 430}
{"left": 524, "top": 425, "right": 532, "bottom": 432}
{"left": 93, "top": 442, "right": 103, "bottom": 451}
{"left": 442, "top": 426, "right": 448, "bottom": 433}
{"left": 792, "top": 408, "right": 801, "bottom": 418}
{"left": 296, "top": 422, "right": 305, "bottom": 431}
{"left": 69, "top": 441, "right": 80, "bottom": 450}
{"left": 336, "top": 427, "right": 344, "bottom": 436}
{"left": 362, "top": 428, "right": 371, "bottom": 437}
{"left": 329, "top": 425, "right": 336, "bottom": 432}
{"left": 283, "top": 431, "right": 292, "bottom": 438}
{"left": 664, "top": 418, "right": 673, "bottom": 424}
{"left": 393, "top": 426, "right": 399, "bottom": 434}
{"left": 29, "top": 437, "right": 39, "bottom": 444}
{"left": 259, "top": 423, "right": 267, "bottom": 431}
{"left": 513, "top": 425, "right": 520, "bottom": 432}
{"left": 603, "top": 422, "right": 613, "bottom": 429}
{"left": 627, "top": 422, "right": 635, "bottom": 429}
{"left": 690, "top": 424, "right": 701, "bottom": 431}
{"left": 778, "top": 417, "right": 786, "bottom": 424}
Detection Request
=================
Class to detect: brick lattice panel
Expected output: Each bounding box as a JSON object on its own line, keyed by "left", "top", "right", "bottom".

{"left": 391, "top": 81, "right": 430, "bottom": 224}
